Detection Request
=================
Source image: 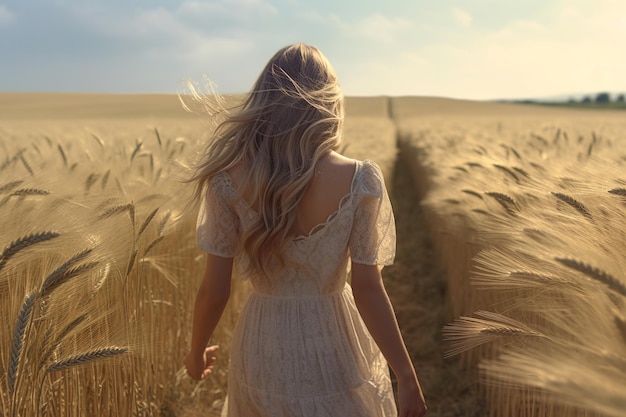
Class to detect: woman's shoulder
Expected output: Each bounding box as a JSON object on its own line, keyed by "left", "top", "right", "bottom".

{"left": 208, "top": 163, "right": 244, "bottom": 193}
{"left": 352, "top": 159, "right": 385, "bottom": 197}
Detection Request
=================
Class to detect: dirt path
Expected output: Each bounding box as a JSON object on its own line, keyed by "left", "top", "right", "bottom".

{"left": 384, "top": 155, "right": 484, "bottom": 417}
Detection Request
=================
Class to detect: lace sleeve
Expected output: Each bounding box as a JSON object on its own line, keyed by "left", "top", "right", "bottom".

{"left": 349, "top": 161, "right": 396, "bottom": 266}
{"left": 196, "top": 175, "right": 240, "bottom": 257}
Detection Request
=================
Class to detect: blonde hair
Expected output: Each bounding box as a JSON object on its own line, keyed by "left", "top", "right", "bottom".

{"left": 189, "top": 43, "right": 344, "bottom": 280}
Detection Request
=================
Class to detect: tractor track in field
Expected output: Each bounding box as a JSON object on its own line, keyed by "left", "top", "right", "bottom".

{"left": 384, "top": 153, "right": 484, "bottom": 417}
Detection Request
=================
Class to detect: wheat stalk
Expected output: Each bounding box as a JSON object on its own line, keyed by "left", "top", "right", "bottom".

{"left": 614, "top": 317, "right": 626, "bottom": 346}
{"left": 158, "top": 212, "right": 172, "bottom": 236}
{"left": 471, "top": 208, "right": 490, "bottom": 216}
{"left": 0, "top": 180, "right": 24, "bottom": 194}
{"left": 555, "top": 257, "right": 626, "bottom": 297}
{"left": 512, "top": 167, "right": 530, "bottom": 178}
{"left": 43, "top": 262, "right": 100, "bottom": 298}
{"left": 130, "top": 141, "right": 143, "bottom": 162}
{"left": 0, "top": 148, "right": 26, "bottom": 172}
{"left": 553, "top": 128, "right": 561, "bottom": 144}
{"left": 443, "top": 310, "right": 545, "bottom": 357}
{"left": 96, "top": 197, "right": 121, "bottom": 211}
{"left": 90, "top": 132, "right": 105, "bottom": 148}
{"left": 12, "top": 188, "right": 50, "bottom": 196}
{"left": 508, "top": 271, "right": 568, "bottom": 286}
{"left": 145, "top": 234, "right": 168, "bottom": 258}
{"left": 138, "top": 208, "right": 159, "bottom": 238}
{"left": 143, "top": 236, "right": 164, "bottom": 257}
{"left": 462, "top": 189, "right": 483, "bottom": 200}
{"left": 93, "top": 262, "right": 110, "bottom": 293}
{"left": 39, "top": 248, "right": 96, "bottom": 297}
{"left": 38, "top": 315, "right": 87, "bottom": 368}
{"left": 46, "top": 347, "right": 128, "bottom": 373}
{"left": 8, "top": 291, "right": 37, "bottom": 395}
{"left": 551, "top": 192, "right": 593, "bottom": 220}
{"left": 154, "top": 167, "right": 163, "bottom": 184}
{"left": 0, "top": 231, "right": 61, "bottom": 272}
{"left": 57, "top": 144, "right": 67, "bottom": 167}
{"left": 19, "top": 155, "right": 34, "bottom": 176}
{"left": 530, "top": 133, "right": 548, "bottom": 146}
{"left": 493, "top": 164, "right": 520, "bottom": 183}
{"left": 101, "top": 170, "right": 110, "bottom": 190}
{"left": 608, "top": 188, "right": 626, "bottom": 197}
{"left": 85, "top": 173, "right": 100, "bottom": 193}
{"left": 98, "top": 203, "right": 134, "bottom": 221}
{"left": 154, "top": 127, "right": 162, "bottom": 147}
{"left": 485, "top": 191, "right": 519, "bottom": 214}
{"left": 126, "top": 250, "right": 138, "bottom": 276}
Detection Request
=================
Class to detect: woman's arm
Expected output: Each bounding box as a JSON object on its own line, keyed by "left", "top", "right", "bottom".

{"left": 184, "top": 253, "right": 233, "bottom": 380}
{"left": 351, "top": 262, "right": 427, "bottom": 417}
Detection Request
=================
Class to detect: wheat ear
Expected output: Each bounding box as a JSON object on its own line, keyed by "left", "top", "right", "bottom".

{"left": 98, "top": 203, "right": 134, "bottom": 221}
{"left": 39, "top": 248, "right": 95, "bottom": 297}
{"left": 85, "top": 173, "right": 100, "bottom": 193}
{"left": 19, "top": 155, "right": 34, "bottom": 176}
{"left": 38, "top": 315, "right": 87, "bottom": 368}
{"left": 12, "top": 188, "right": 50, "bottom": 196}
{"left": 0, "top": 231, "right": 60, "bottom": 272}
{"left": 154, "top": 127, "right": 162, "bottom": 147}
{"left": 512, "top": 167, "right": 530, "bottom": 178}
{"left": 101, "top": 170, "right": 110, "bottom": 190}
{"left": 0, "top": 180, "right": 24, "bottom": 194}
{"left": 443, "top": 310, "right": 544, "bottom": 357}
{"left": 614, "top": 317, "right": 626, "bottom": 346}
{"left": 57, "top": 144, "right": 67, "bottom": 166}
{"left": 462, "top": 189, "right": 483, "bottom": 200}
{"left": 138, "top": 208, "right": 159, "bottom": 238}
{"left": 126, "top": 250, "right": 138, "bottom": 276}
{"left": 608, "top": 188, "right": 626, "bottom": 197}
{"left": 46, "top": 347, "right": 128, "bottom": 373}
{"left": 144, "top": 236, "right": 164, "bottom": 257}
{"left": 493, "top": 164, "right": 520, "bottom": 182}
{"left": 8, "top": 291, "right": 37, "bottom": 395}
{"left": 551, "top": 192, "right": 593, "bottom": 220}
{"left": 158, "top": 212, "right": 172, "bottom": 235}
{"left": 555, "top": 258, "right": 626, "bottom": 297}
{"left": 485, "top": 192, "right": 519, "bottom": 214}
{"left": 130, "top": 141, "right": 143, "bottom": 161}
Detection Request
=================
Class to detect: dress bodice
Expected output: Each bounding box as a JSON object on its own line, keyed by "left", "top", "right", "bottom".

{"left": 196, "top": 159, "right": 396, "bottom": 296}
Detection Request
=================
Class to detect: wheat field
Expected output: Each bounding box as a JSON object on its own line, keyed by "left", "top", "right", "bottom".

{"left": 395, "top": 101, "right": 626, "bottom": 417}
{"left": 1, "top": 93, "right": 625, "bottom": 416}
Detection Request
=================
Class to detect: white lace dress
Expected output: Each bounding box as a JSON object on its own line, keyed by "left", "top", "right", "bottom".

{"left": 196, "top": 160, "right": 397, "bottom": 417}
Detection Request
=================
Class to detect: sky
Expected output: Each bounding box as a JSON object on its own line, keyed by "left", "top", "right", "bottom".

{"left": 0, "top": 0, "right": 625, "bottom": 100}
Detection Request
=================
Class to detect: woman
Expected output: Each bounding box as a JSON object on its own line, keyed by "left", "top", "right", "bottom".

{"left": 184, "top": 43, "right": 427, "bottom": 417}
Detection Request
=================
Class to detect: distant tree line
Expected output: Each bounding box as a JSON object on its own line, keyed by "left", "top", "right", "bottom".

{"left": 572, "top": 92, "right": 626, "bottom": 104}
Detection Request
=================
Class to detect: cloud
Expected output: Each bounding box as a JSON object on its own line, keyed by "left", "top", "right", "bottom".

{"left": 177, "top": 0, "right": 278, "bottom": 22}
{"left": 451, "top": 7, "right": 472, "bottom": 27}
{"left": 302, "top": 11, "right": 412, "bottom": 44}
{"left": 353, "top": 13, "right": 413, "bottom": 43}
{"left": 0, "top": 4, "right": 15, "bottom": 25}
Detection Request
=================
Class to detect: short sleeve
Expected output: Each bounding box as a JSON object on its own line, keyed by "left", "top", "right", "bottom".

{"left": 196, "top": 174, "right": 240, "bottom": 257}
{"left": 349, "top": 161, "right": 396, "bottom": 266}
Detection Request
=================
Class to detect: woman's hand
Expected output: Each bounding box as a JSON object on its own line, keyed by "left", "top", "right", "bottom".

{"left": 184, "top": 345, "right": 220, "bottom": 380}
{"left": 397, "top": 377, "right": 427, "bottom": 417}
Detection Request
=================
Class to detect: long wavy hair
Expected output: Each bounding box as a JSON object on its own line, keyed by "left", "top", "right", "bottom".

{"left": 189, "top": 43, "right": 345, "bottom": 280}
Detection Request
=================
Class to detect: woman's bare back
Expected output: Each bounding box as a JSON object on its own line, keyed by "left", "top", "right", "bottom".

{"left": 227, "top": 151, "right": 357, "bottom": 238}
